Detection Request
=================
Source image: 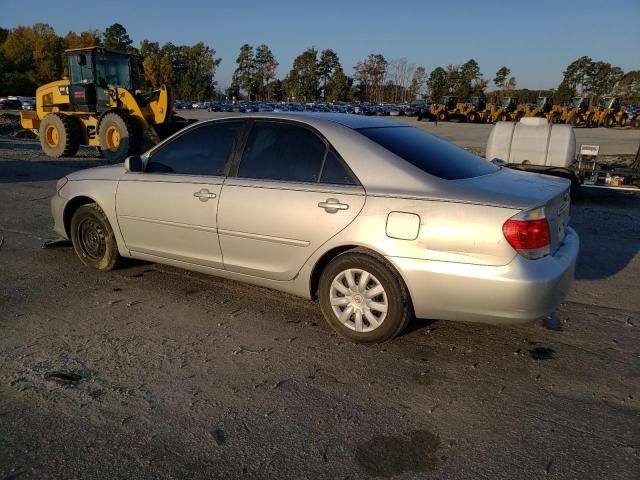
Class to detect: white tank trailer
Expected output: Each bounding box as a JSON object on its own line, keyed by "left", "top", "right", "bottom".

{"left": 486, "top": 117, "right": 580, "bottom": 195}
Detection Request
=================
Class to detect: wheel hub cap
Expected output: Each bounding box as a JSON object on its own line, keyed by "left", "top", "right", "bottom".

{"left": 329, "top": 268, "right": 388, "bottom": 333}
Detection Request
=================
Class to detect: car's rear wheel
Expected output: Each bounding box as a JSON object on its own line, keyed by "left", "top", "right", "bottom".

{"left": 70, "top": 204, "right": 120, "bottom": 271}
{"left": 318, "top": 252, "right": 412, "bottom": 343}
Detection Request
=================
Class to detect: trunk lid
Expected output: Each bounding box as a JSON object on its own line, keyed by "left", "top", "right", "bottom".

{"left": 450, "top": 168, "right": 571, "bottom": 253}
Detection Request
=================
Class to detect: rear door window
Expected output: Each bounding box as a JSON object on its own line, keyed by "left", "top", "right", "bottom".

{"left": 357, "top": 126, "right": 498, "bottom": 180}
{"left": 147, "top": 121, "right": 243, "bottom": 176}
{"left": 237, "top": 121, "right": 327, "bottom": 183}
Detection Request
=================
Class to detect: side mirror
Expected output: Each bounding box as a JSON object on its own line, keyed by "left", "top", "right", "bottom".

{"left": 124, "top": 155, "right": 144, "bottom": 173}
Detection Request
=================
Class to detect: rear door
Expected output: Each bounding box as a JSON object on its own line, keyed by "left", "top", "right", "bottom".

{"left": 116, "top": 120, "right": 244, "bottom": 268}
{"left": 217, "top": 120, "right": 366, "bottom": 280}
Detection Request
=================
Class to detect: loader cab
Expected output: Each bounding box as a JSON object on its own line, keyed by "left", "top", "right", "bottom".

{"left": 67, "top": 47, "right": 132, "bottom": 113}
{"left": 599, "top": 97, "right": 620, "bottom": 111}
{"left": 536, "top": 97, "right": 553, "bottom": 113}
{"left": 470, "top": 97, "right": 486, "bottom": 111}
{"left": 440, "top": 96, "right": 458, "bottom": 109}
{"left": 571, "top": 97, "right": 590, "bottom": 113}
{"left": 501, "top": 97, "right": 518, "bottom": 112}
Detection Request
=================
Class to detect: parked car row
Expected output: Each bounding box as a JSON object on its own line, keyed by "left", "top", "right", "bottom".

{"left": 173, "top": 100, "right": 423, "bottom": 117}
{"left": 0, "top": 96, "right": 36, "bottom": 110}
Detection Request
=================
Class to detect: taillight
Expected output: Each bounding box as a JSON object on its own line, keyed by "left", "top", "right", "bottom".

{"left": 503, "top": 207, "right": 550, "bottom": 260}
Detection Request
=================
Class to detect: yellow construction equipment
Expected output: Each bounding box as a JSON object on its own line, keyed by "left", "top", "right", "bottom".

{"left": 487, "top": 97, "right": 519, "bottom": 123}
{"left": 20, "top": 47, "right": 193, "bottom": 163}
{"left": 429, "top": 96, "right": 458, "bottom": 121}
{"left": 524, "top": 97, "right": 553, "bottom": 118}
{"left": 560, "top": 96, "right": 592, "bottom": 126}
{"left": 592, "top": 97, "right": 627, "bottom": 128}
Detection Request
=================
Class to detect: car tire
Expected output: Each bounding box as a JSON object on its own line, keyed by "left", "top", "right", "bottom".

{"left": 318, "top": 251, "right": 413, "bottom": 343}
{"left": 98, "top": 111, "right": 140, "bottom": 164}
{"left": 70, "top": 204, "right": 121, "bottom": 271}
{"left": 39, "top": 113, "right": 80, "bottom": 158}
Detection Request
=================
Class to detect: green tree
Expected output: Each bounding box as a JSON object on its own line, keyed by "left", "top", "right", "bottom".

{"left": 103, "top": 23, "right": 132, "bottom": 52}
{"left": 493, "top": 66, "right": 510, "bottom": 89}
{"left": 584, "top": 61, "right": 623, "bottom": 100}
{"left": 409, "top": 66, "right": 427, "bottom": 101}
{"left": 286, "top": 47, "right": 319, "bottom": 101}
{"left": 318, "top": 48, "right": 340, "bottom": 100}
{"left": 456, "top": 59, "right": 481, "bottom": 99}
{"left": 427, "top": 66, "right": 447, "bottom": 102}
{"left": 233, "top": 44, "right": 256, "bottom": 99}
{"left": 254, "top": 44, "right": 278, "bottom": 100}
{"left": 614, "top": 70, "right": 640, "bottom": 102}
{"left": 561, "top": 56, "right": 592, "bottom": 94}
{"left": 353, "top": 53, "right": 387, "bottom": 103}
{"left": 64, "top": 30, "right": 101, "bottom": 49}
{"left": 325, "top": 66, "right": 350, "bottom": 102}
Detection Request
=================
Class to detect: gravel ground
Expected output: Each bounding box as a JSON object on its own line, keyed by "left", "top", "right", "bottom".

{"left": 1, "top": 137, "right": 639, "bottom": 480}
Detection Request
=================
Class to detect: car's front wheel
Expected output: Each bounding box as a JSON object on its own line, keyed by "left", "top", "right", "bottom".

{"left": 70, "top": 204, "right": 121, "bottom": 271}
{"left": 318, "top": 252, "right": 412, "bottom": 343}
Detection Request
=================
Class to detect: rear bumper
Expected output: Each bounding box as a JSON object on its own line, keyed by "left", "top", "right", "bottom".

{"left": 388, "top": 227, "right": 579, "bottom": 325}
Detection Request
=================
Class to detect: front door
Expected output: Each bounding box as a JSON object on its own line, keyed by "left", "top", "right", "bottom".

{"left": 218, "top": 120, "right": 366, "bottom": 281}
{"left": 115, "top": 120, "right": 244, "bottom": 268}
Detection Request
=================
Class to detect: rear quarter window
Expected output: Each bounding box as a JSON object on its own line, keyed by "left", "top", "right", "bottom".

{"left": 357, "top": 126, "right": 498, "bottom": 180}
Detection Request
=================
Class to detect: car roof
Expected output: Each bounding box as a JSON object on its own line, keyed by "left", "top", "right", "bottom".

{"left": 203, "top": 112, "right": 407, "bottom": 130}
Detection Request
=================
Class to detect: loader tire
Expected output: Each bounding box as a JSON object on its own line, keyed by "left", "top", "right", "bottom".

{"left": 39, "top": 113, "right": 80, "bottom": 158}
{"left": 468, "top": 112, "right": 477, "bottom": 123}
{"left": 572, "top": 116, "right": 582, "bottom": 126}
{"left": 438, "top": 112, "right": 447, "bottom": 122}
{"left": 98, "top": 111, "right": 140, "bottom": 164}
{"left": 604, "top": 116, "right": 614, "bottom": 128}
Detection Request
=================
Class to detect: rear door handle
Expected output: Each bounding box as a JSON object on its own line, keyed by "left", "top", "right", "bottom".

{"left": 193, "top": 189, "right": 216, "bottom": 201}
{"left": 318, "top": 198, "right": 349, "bottom": 213}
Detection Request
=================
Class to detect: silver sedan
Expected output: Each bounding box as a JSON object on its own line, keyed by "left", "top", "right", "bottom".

{"left": 51, "top": 113, "right": 579, "bottom": 343}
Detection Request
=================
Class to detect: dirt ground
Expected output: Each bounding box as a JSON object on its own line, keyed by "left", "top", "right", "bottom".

{"left": 1, "top": 130, "right": 639, "bottom": 479}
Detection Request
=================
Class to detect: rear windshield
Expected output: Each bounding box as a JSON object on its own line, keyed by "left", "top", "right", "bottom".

{"left": 358, "top": 126, "right": 498, "bottom": 180}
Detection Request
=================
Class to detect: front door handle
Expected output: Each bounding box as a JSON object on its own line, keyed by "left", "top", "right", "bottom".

{"left": 193, "top": 189, "right": 216, "bottom": 202}
{"left": 318, "top": 198, "right": 349, "bottom": 213}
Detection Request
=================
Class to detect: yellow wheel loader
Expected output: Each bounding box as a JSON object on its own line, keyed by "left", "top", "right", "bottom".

{"left": 524, "top": 97, "right": 553, "bottom": 118}
{"left": 429, "top": 96, "right": 458, "bottom": 121}
{"left": 487, "top": 97, "right": 519, "bottom": 123}
{"left": 593, "top": 97, "right": 627, "bottom": 128}
{"left": 20, "top": 47, "right": 194, "bottom": 163}
{"left": 560, "top": 96, "right": 592, "bottom": 126}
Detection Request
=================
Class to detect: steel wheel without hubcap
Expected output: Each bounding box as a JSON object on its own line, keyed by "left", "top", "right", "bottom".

{"left": 330, "top": 268, "right": 388, "bottom": 332}
{"left": 78, "top": 218, "right": 106, "bottom": 260}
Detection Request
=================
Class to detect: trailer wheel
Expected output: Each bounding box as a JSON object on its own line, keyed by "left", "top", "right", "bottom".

{"left": 39, "top": 113, "right": 80, "bottom": 158}
{"left": 98, "top": 111, "right": 141, "bottom": 164}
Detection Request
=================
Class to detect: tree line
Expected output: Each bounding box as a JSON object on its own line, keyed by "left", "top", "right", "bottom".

{"left": 1, "top": 22, "right": 639, "bottom": 104}
{"left": 0, "top": 23, "right": 221, "bottom": 100}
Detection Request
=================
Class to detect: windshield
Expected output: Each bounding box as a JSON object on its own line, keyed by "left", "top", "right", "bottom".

{"left": 572, "top": 98, "right": 584, "bottom": 108}
{"left": 536, "top": 98, "right": 545, "bottom": 107}
{"left": 95, "top": 53, "right": 131, "bottom": 89}
{"left": 357, "top": 126, "right": 498, "bottom": 180}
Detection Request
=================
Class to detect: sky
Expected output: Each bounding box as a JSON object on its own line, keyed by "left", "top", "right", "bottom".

{"left": 2, "top": 0, "right": 639, "bottom": 91}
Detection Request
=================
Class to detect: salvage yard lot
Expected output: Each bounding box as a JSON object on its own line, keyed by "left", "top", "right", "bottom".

{"left": 1, "top": 126, "right": 639, "bottom": 478}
